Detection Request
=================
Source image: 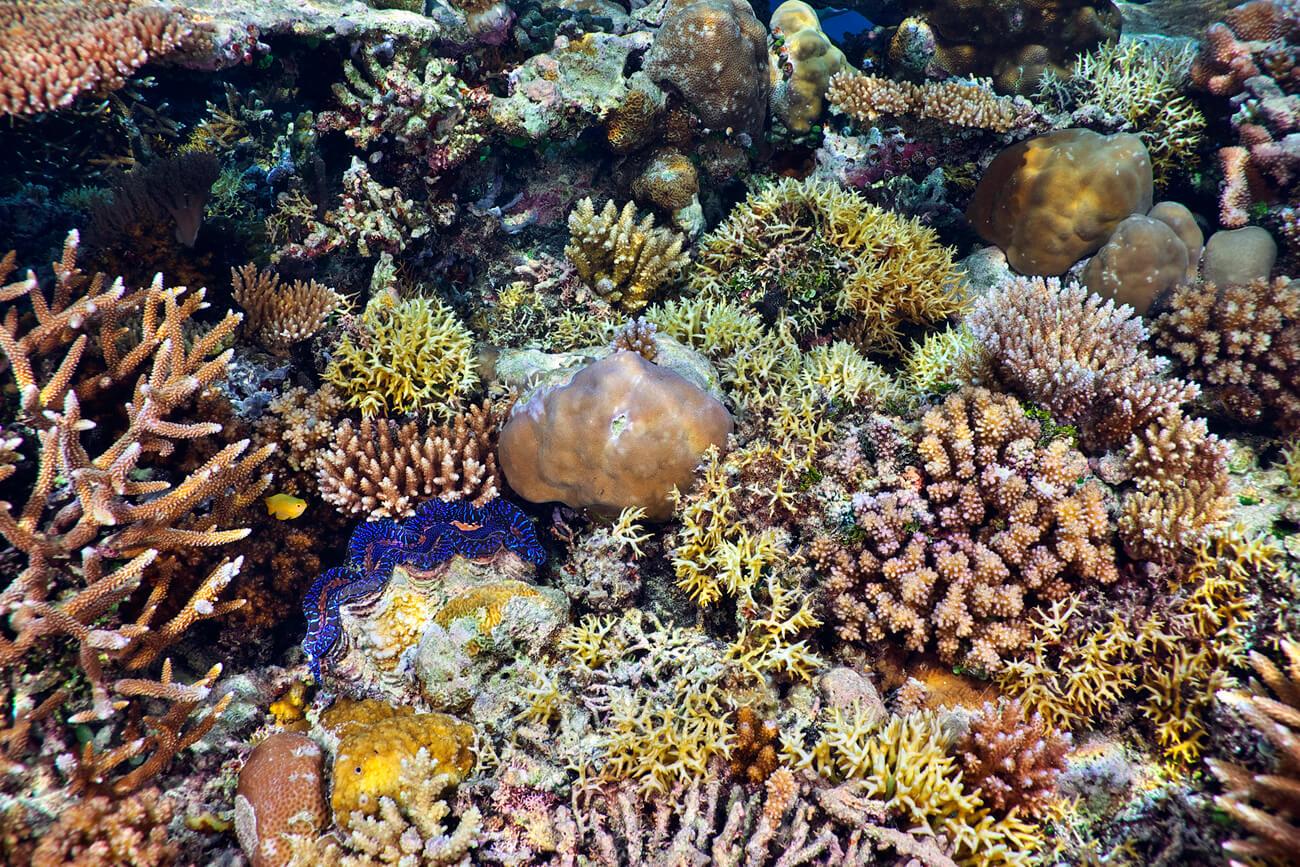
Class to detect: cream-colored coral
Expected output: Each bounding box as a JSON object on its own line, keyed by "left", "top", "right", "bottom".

{"left": 231, "top": 264, "right": 346, "bottom": 355}
{"left": 828, "top": 71, "right": 1022, "bottom": 132}
{"left": 564, "top": 198, "right": 689, "bottom": 311}
{"left": 769, "top": 1, "right": 846, "bottom": 133}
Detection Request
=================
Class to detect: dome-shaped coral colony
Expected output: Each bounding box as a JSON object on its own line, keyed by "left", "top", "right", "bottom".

{"left": 1, "top": 0, "right": 1299, "bottom": 864}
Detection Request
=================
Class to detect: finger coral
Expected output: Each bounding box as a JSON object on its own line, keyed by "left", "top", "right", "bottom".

{"left": 1153, "top": 277, "right": 1300, "bottom": 433}
{"left": 231, "top": 264, "right": 346, "bottom": 355}
{"left": 323, "top": 292, "right": 477, "bottom": 418}
{"left": 958, "top": 701, "right": 1070, "bottom": 818}
{"left": 317, "top": 400, "right": 503, "bottom": 519}
{"left": 0, "top": 0, "right": 191, "bottom": 117}
{"left": 968, "top": 275, "right": 1198, "bottom": 452}
{"left": 818, "top": 387, "right": 1119, "bottom": 672}
{"left": 564, "top": 197, "right": 689, "bottom": 311}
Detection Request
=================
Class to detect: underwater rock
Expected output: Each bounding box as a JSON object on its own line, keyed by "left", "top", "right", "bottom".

{"left": 235, "top": 732, "right": 328, "bottom": 867}
{"left": 499, "top": 350, "right": 734, "bottom": 520}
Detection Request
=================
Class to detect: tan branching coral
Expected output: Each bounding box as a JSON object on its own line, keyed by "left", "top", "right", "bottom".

{"left": 0, "top": 0, "right": 191, "bottom": 117}
{"left": 817, "top": 387, "right": 1119, "bottom": 671}
{"left": 968, "top": 275, "right": 1198, "bottom": 452}
{"left": 958, "top": 701, "right": 1069, "bottom": 818}
{"left": 231, "top": 264, "right": 346, "bottom": 355}
{"left": 1209, "top": 639, "right": 1300, "bottom": 864}
{"left": 30, "top": 786, "right": 178, "bottom": 867}
{"left": 729, "top": 707, "right": 781, "bottom": 785}
{"left": 828, "top": 72, "right": 1023, "bottom": 132}
{"left": 317, "top": 400, "right": 503, "bottom": 518}
{"left": 1154, "top": 278, "right": 1300, "bottom": 433}
{"left": 564, "top": 198, "right": 689, "bottom": 311}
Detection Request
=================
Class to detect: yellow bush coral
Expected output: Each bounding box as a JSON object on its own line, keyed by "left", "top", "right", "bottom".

{"left": 564, "top": 197, "right": 689, "bottom": 311}
{"left": 323, "top": 293, "right": 477, "bottom": 418}
{"left": 693, "top": 176, "right": 967, "bottom": 353}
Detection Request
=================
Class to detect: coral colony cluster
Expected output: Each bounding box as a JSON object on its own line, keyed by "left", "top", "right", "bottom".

{"left": 8, "top": 0, "right": 1300, "bottom": 866}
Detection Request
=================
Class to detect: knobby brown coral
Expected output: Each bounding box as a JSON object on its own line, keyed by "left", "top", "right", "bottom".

{"left": 1154, "top": 277, "right": 1300, "bottom": 433}
{"left": 231, "top": 264, "right": 346, "bottom": 355}
{"left": 968, "top": 275, "right": 1198, "bottom": 452}
{"left": 317, "top": 400, "right": 504, "bottom": 518}
{"left": 729, "top": 706, "right": 781, "bottom": 785}
{"left": 1209, "top": 639, "right": 1300, "bottom": 864}
{"left": 0, "top": 0, "right": 191, "bottom": 117}
{"left": 958, "top": 700, "right": 1070, "bottom": 818}
{"left": 30, "top": 786, "right": 178, "bottom": 867}
{"left": 817, "top": 387, "right": 1119, "bottom": 671}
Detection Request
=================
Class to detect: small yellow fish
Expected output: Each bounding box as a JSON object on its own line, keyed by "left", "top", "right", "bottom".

{"left": 264, "top": 493, "right": 307, "bottom": 520}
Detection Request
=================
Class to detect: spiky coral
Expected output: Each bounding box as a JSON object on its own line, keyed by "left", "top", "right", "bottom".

{"left": 1154, "top": 277, "right": 1300, "bottom": 433}
{"left": 968, "top": 275, "right": 1197, "bottom": 452}
{"left": 901, "top": 324, "right": 978, "bottom": 397}
{"left": 1209, "top": 639, "right": 1300, "bottom": 865}
{"left": 564, "top": 198, "right": 689, "bottom": 311}
{"left": 818, "top": 387, "right": 1118, "bottom": 672}
{"left": 323, "top": 293, "right": 477, "bottom": 418}
{"left": 692, "top": 176, "right": 967, "bottom": 353}
{"left": 231, "top": 264, "right": 346, "bottom": 355}
{"left": 958, "top": 701, "right": 1069, "bottom": 818}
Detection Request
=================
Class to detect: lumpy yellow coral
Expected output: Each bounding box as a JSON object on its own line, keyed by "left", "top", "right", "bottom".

{"left": 324, "top": 293, "right": 477, "bottom": 418}
{"left": 322, "top": 699, "right": 476, "bottom": 819}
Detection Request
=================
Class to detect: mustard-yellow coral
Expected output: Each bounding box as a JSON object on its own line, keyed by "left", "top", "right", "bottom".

{"left": 323, "top": 293, "right": 477, "bottom": 418}
{"left": 321, "top": 699, "right": 476, "bottom": 819}
{"left": 564, "top": 197, "right": 689, "bottom": 311}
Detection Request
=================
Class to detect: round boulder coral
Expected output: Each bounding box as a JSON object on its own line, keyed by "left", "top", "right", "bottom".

{"left": 1082, "top": 214, "right": 1190, "bottom": 314}
{"left": 499, "top": 350, "right": 733, "bottom": 520}
{"left": 235, "top": 733, "right": 328, "bottom": 867}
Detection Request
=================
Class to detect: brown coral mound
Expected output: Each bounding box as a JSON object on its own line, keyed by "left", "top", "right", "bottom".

{"left": 968, "top": 275, "right": 1198, "bottom": 452}
{"left": 729, "top": 706, "right": 780, "bottom": 785}
{"left": 958, "top": 700, "right": 1070, "bottom": 818}
{"left": 0, "top": 1, "right": 191, "bottom": 117}
{"left": 31, "top": 787, "right": 178, "bottom": 867}
{"left": 1209, "top": 640, "right": 1300, "bottom": 864}
{"left": 817, "top": 387, "right": 1119, "bottom": 672}
{"left": 235, "top": 733, "right": 328, "bottom": 867}
{"left": 1153, "top": 277, "right": 1300, "bottom": 433}
{"left": 231, "top": 264, "right": 345, "bottom": 355}
{"left": 317, "top": 400, "right": 504, "bottom": 519}
{"left": 967, "top": 130, "right": 1153, "bottom": 276}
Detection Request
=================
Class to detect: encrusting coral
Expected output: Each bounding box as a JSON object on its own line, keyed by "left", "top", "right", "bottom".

{"left": 231, "top": 264, "right": 346, "bottom": 355}
{"left": 969, "top": 275, "right": 1198, "bottom": 452}
{"left": 564, "top": 197, "right": 689, "bottom": 311}
{"left": 323, "top": 292, "right": 477, "bottom": 418}
{"left": 317, "top": 400, "right": 504, "bottom": 518}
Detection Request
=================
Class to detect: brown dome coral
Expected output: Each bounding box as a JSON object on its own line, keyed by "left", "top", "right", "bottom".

{"left": 498, "top": 351, "right": 733, "bottom": 520}
{"left": 235, "top": 733, "right": 328, "bottom": 867}
{"left": 967, "top": 129, "right": 1153, "bottom": 276}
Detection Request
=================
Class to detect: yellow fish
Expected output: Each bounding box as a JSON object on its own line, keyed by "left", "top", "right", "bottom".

{"left": 264, "top": 493, "right": 307, "bottom": 520}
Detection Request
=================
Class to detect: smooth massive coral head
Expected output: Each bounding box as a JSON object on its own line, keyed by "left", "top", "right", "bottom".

{"left": 1081, "top": 214, "right": 1190, "bottom": 314}
{"left": 499, "top": 351, "right": 733, "bottom": 520}
{"left": 967, "top": 129, "right": 1153, "bottom": 275}
{"left": 235, "top": 733, "right": 328, "bottom": 867}
{"left": 769, "top": 1, "right": 846, "bottom": 133}
{"left": 644, "top": 0, "right": 771, "bottom": 136}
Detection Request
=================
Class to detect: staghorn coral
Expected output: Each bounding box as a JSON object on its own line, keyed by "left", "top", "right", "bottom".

{"left": 564, "top": 198, "right": 689, "bottom": 311}
{"left": 323, "top": 292, "right": 477, "bottom": 418}
{"left": 818, "top": 387, "right": 1119, "bottom": 672}
{"left": 231, "top": 264, "right": 346, "bottom": 355}
{"left": 968, "top": 275, "right": 1198, "bottom": 452}
{"left": 827, "top": 72, "right": 1024, "bottom": 134}
{"left": 317, "top": 400, "right": 503, "bottom": 519}
{"left": 966, "top": 129, "right": 1153, "bottom": 276}
{"left": 30, "top": 786, "right": 178, "bottom": 867}
{"left": 0, "top": 233, "right": 267, "bottom": 792}
{"left": 692, "top": 177, "right": 967, "bottom": 353}
{"left": 0, "top": 0, "right": 191, "bottom": 117}
{"left": 957, "top": 701, "right": 1069, "bottom": 818}
{"left": 726, "top": 570, "right": 826, "bottom": 684}
{"left": 498, "top": 351, "right": 733, "bottom": 520}
{"left": 1209, "top": 639, "right": 1300, "bottom": 865}
{"left": 1153, "top": 277, "right": 1300, "bottom": 433}
{"left": 235, "top": 733, "right": 329, "bottom": 867}
{"left": 87, "top": 151, "right": 222, "bottom": 250}
{"left": 769, "top": 1, "right": 847, "bottom": 134}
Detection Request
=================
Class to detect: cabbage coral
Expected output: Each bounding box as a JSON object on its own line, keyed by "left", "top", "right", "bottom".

{"left": 323, "top": 293, "right": 477, "bottom": 418}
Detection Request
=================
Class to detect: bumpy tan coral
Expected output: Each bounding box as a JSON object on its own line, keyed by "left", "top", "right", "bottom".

{"left": 769, "top": 1, "right": 846, "bottom": 133}
{"left": 958, "top": 700, "right": 1070, "bottom": 818}
{"left": 231, "top": 264, "right": 346, "bottom": 355}
{"left": 644, "top": 0, "right": 771, "bottom": 136}
{"left": 317, "top": 401, "right": 502, "bottom": 518}
{"left": 967, "top": 129, "right": 1153, "bottom": 275}
{"left": 565, "top": 198, "right": 689, "bottom": 311}
{"left": 968, "top": 275, "right": 1198, "bottom": 451}
{"left": 818, "top": 387, "right": 1118, "bottom": 672}
{"left": 235, "top": 733, "right": 328, "bottom": 867}
{"left": 631, "top": 149, "right": 699, "bottom": 213}
{"left": 827, "top": 72, "right": 1022, "bottom": 132}
{"left": 1081, "top": 214, "right": 1192, "bottom": 314}
{"left": 0, "top": 1, "right": 191, "bottom": 117}
{"left": 1154, "top": 278, "right": 1300, "bottom": 432}
{"left": 499, "top": 351, "right": 733, "bottom": 520}
{"left": 31, "top": 787, "right": 178, "bottom": 867}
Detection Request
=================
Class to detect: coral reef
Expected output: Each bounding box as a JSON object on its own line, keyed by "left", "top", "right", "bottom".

{"left": 958, "top": 701, "right": 1070, "bottom": 818}
{"left": 30, "top": 786, "right": 178, "bottom": 867}
{"left": 828, "top": 72, "right": 1025, "bottom": 133}
{"left": 87, "top": 151, "right": 222, "bottom": 250}
{"left": 564, "top": 197, "right": 690, "bottom": 311}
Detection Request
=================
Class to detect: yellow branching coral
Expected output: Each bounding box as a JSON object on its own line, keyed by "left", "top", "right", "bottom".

{"left": 323, "top": 293, "right": 477, "bottom": 418}
{"left": 727, "top": 572, "right": 825, "bottom": 683}
{"left": 231, "top": 264, "right": 346, "bottom": 355}
{"left": 693, "top": 176, "right": 967, "bottom": 353}
{"left": 564, "top": 197, "right": 689, "bottom": 311}
{"left": 601, "top": 682, "right": 734, "bottom": 794}
{"left": 902, "top": 324, "right": 978, "bottom": 397}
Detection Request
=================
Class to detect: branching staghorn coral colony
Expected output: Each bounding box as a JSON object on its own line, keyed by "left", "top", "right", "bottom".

{"left": 2, "top": 0, "right": 1300, "bottom": 864}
